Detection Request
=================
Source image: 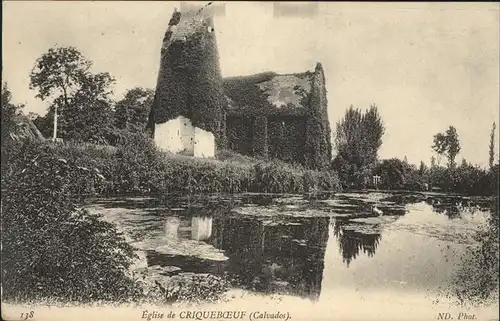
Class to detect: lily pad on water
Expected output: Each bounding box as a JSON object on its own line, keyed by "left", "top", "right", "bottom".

{"left": 338, "top": 192, "right": 393, "bottom": 202}
{"left": 135, "top": 265, "right": 182, "bottom": 276}
{"left": 349, "top": 216, "right": 399, "bottom": 225}
{"left": 133, "top": 237, "right": 228, "bottom": 262}
{"left": 232, "top": 206, "right": 332, "bottom": 218}
{"left": 341, "top": 223, "right": 383, "bottom": 235}
{"left": 274, "top": 196, "right": 309, "bottom": 205}
{"left": 319, "top": 200, "right": 360, "bottom": 208}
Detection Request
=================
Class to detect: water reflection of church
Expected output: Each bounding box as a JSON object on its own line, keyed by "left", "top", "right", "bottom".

{"left": 164, "top": 215, "right": 213, "bottom": 241}
{"left": 160, "top": 212, "right": 382, "bottom": 299}
{"left": 211, "top": 216, "right": 330, "bottom": 300}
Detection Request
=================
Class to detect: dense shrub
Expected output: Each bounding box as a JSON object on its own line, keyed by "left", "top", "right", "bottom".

{"left": 373, "top": 158, "right": 424, "bottom": 191}
{"left": 355, "top": 157, "right": 498, "bottom": 196}
{"left": 1, "top": 141, "right": 142, "bottom": 303}
{"left": 254, "top": 161, "right": 300, "bottom": 193}
{"left": 429, "top": 163, "right": 498, "bottom": 196}
{"left": 449, "top": 164, "right": 498, "bottom": 196}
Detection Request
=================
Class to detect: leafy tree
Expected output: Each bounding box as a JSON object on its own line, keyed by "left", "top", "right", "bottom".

{"left": 33, "top": 113, "right": 54, "bottom": 139}
{"left": 30, "top": 46, "right": 116, "bottom": 143}
{"left": 27, "top": 112, "right": 39, "bottom": 121}
{"left": 361, "top": 105, "right": 385, "bottom": 163}
{"left": 446, "top": 126, "right": 461, "bottom": 167}
{"left": 1, "top": 83, "right": 23, "bottom": 145}
{"left": 2, "top": 83, "right": 22, "bottom": 179}
{"left": 418, "top": 160, "right": 428, "bottom": 180}
{"left": 428, "top": 165, "right": 448, "bottom": 191}
{"left": 432, "top": 126, "right": 461, "bottom": 168}
{"left": 489, "top": 122, "right": 496, "bottom": 170}
{"left": 332, "top": 104, "right": 385, "bottom": 187}
{"left": 1, "top": 83, "right": 45, "bottom": 159}
{"left": 115, "top": 87, "right": 154, "bottom": 132}
{"left": 376, "top": 159, "right": 405, "bottom": 190}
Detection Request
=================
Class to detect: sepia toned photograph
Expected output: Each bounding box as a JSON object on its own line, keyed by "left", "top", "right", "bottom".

{"left": 1, "top": 1, "right": 499, "bottom": 321}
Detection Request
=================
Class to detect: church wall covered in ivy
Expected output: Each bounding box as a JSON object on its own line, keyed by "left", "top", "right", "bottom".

{"left": 223, "top": 64, "right": 332, "bottom": 170}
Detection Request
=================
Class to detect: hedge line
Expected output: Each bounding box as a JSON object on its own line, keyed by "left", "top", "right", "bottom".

{"left": 49, "top": 133, "right": 342, "bottom": 196}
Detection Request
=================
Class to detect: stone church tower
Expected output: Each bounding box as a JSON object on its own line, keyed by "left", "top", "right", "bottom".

{"left": 147, "top": 5, "right": 226, "bottom": 157}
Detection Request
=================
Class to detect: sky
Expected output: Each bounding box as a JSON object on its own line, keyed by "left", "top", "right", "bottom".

{"left": 2, "top": 1, "right": 499, "bottom": 167}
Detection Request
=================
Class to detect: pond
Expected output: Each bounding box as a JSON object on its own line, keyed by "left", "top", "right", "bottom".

{"left": 83, "top": 192, "right": 498, "bottom": 320}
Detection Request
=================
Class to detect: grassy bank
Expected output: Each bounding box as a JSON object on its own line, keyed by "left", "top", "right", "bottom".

{"left": 49, "top": 133, "right": 341, "bottom": 196}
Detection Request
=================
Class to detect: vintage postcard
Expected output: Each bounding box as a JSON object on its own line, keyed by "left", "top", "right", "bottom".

{"left": 1, "top": 1, "right": 499, "bottom": 321}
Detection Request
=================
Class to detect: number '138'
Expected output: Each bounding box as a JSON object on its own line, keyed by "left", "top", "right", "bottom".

{"left": 20, "top": 311, "right": 34, "bottom": 320}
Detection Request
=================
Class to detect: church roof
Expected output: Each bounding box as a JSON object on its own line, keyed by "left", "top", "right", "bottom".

{"left": 223, "top": 66, "right": 319, "bottom": 117}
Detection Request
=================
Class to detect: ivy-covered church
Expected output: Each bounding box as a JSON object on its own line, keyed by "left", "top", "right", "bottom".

{"left": 147, "top": 6, "right": 332, "bottom": 170}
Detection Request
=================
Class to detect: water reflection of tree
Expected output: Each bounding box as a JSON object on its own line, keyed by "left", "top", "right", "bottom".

{"left": 429, "top": 204, "right": 461, "bottom": 219}
{"left": 332, "top": 219, "right": 382, "bottom": 267}
{"left": 423, "top": 197, "right": 461, "bottom": 219}
{"left": 424, "top": 196, "right": 490, "bottom": 220}
{"left": 210, "top": 216, "right": 329, "bottom": 300}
